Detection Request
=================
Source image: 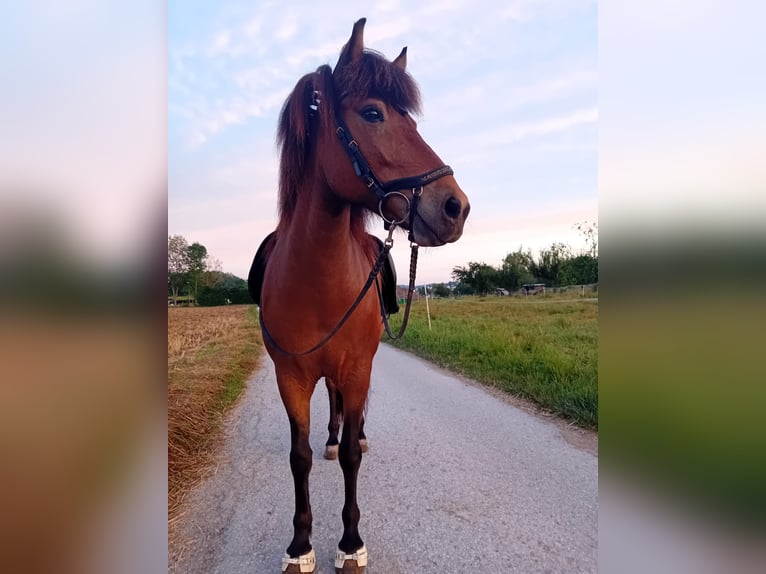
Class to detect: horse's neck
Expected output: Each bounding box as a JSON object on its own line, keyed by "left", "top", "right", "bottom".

{"left": 281, "top": 188, "right": 368, "bottom": 285}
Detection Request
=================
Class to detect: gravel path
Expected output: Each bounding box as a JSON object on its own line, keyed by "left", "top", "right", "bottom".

{"left": 169, "top": 344, "right": 597, "bottom": 573}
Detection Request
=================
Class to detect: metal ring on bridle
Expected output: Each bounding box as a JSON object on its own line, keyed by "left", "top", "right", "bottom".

{"left": 378, "top": 191, "right": 411, "bottom": 226}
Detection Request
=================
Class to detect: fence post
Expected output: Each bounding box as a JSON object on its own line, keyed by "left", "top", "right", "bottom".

{"left": 425, "top": 284, "right": 432, "bottom": 331}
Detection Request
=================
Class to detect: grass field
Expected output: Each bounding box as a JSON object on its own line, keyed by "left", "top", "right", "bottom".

{"left": 168, "top": 305, "right": 262, "bottom": 528}
{"left": 386, "top": 294, "right": 598, "bottom": 428}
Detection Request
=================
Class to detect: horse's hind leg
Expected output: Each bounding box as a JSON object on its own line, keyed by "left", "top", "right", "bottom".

{"left": 326, "top": 378, "right": 368, "bottom": 459}
{"left": 324, "top": 378, "right": 341, "bottom": 460}
{"left": 278, "top": 380, "right": 317, "bottom": 573}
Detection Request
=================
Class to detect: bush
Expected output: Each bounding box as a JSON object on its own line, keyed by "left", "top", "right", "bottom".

{"left": 197, "top": 286, "right": 252, "bottom": 306}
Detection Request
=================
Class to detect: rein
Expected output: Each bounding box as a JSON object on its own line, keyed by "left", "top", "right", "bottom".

{"left": 259, "top": 114, "right": 453, "bottom": 357}
{"left": 259, "top": 224, "right": 417, "bottom": 356}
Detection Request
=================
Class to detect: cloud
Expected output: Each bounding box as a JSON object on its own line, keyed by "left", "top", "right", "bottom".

{"left": 501, "top": 0, "right": 596, "bottom": 22}
{"left": 432, "top": 107, "right": 598, "bottom": 169}
{"left": 427, "top": 65, "right": 597, "bottom": 124}
{"left": 275, "top": 13, "right": 300, "bottom": 42}
{"left": 211, "top": 30, "right": 231, "bottom": 55}
{"left": 510, "top": 107, "right": 598, "bottom": 141}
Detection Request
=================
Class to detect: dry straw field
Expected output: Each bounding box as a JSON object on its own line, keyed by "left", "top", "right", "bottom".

{"left": 168, "top": 305, "right": 262, "bottom": 529}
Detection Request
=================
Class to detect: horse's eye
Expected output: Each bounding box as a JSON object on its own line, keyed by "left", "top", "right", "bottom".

{"left": 360, "top": 106, "right": 384, "bottom": 123}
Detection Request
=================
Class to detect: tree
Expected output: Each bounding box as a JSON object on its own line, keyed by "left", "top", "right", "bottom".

{"left": 197, "top": 274, "right": 249, "bottom": 306}
{"left": 558, "top": 255, "right": 598, "bottom": 286}
{"left": 530, "top": 242, "right": 571, "bottom": 286}
{"left": 453, "top": 281, "right": 473, "bottom": 296}
{"left": 168, "top": 235, "right": 190, "bottom": 299}
{"left": 499, "top": 248, "right": 534, "bottom": 291}
{"left": 186, "top": 242, "right": 208, "bottom": 304}
{"left": 202, "top": 257, "right": 224, "bottom": 288}
{"left": 451, "top": 262, "right": 499, "bottom": 296}
{"left": 430, "top": 283, "right": 451, "bottom": 298}
{"left": 574, "top": 221, "right": 598, "bottom": 257}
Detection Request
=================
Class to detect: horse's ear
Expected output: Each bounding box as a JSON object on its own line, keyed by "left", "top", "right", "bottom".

{"left": 393, "top": 46, "right": 407, "bottom": 71}
{"left": 336, "top": 18, "right": 366, "bottom": 71}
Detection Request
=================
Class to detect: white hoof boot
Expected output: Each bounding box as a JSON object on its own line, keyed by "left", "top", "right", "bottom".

{"left": 282, "top": 548, "right": 315, "bottom": 573}
{"left": 324, "top": 444, "right": 339, "bottom": 460}
{"left": 335, "top": 544, "right": 367, "bottom": 573}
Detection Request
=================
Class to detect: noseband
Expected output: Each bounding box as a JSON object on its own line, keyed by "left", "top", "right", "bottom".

{"left": 335, "top": 121, "right": 453, "bottom": 236}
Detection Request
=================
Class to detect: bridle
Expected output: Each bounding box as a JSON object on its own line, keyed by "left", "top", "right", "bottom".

{"left": 259, "top": 95, "right": 455, "bottom": 356}
{"left": 334, "top": 119, "right": 453, "bottom": 238}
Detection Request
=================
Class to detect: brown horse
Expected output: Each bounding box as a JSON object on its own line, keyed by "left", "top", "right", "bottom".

{"left": 254, "top": 18, "right": 469, "bottom": 573}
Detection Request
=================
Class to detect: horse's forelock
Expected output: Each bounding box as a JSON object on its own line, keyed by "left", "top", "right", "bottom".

{"left": 334, "top": 50, "right": 422, "bottom": 115}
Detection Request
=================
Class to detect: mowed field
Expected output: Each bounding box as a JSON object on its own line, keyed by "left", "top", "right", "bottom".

{"left": 387, "top": 294, "right": 598, "bottom": 428}
{"left": 168, "top": 305, "right": 262, "bottom": 528}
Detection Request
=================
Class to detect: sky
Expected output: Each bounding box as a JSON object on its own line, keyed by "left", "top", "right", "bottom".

{"left": 168, "top": 0, "right": 598, "bottom": 284}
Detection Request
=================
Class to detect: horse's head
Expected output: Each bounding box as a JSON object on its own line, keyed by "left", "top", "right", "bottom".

{"left": 278, "top": 18, "right": 469, "bottom": 247}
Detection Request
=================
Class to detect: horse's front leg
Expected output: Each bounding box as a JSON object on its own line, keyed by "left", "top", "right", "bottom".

{"left": 279, "top": 379, "right": 317, "bottom": 573}
{"left": 335, "top": 387, "right": 368, "bottom": 574}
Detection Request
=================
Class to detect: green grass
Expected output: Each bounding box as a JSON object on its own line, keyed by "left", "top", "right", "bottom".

{"left": 386, "top": 295, "right": 598, "bottom": 428}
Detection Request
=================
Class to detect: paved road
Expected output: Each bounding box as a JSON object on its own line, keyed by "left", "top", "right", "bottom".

{"left": 170, "top": 344, "right": 597, "bottom": 574}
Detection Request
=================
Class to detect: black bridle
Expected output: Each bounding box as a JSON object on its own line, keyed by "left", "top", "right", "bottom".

{"left": 334, "top": 120, "right": 453, "bottom": 237}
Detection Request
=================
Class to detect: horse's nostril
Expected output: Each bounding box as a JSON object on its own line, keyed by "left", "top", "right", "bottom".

{"left": 444, "top": 196, "right": 462, "bottom": 219}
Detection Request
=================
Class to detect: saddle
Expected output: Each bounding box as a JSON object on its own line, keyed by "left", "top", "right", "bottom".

{"left": 247, "top": 231, "right": 400, "bottom": 316}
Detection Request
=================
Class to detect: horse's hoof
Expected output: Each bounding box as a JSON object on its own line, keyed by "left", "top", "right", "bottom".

{"left": 282, "top": 548, "right": 315, "bottom": 573}
{"left": 335, "top": 545, "right": 367, "bottom": 574}
{"left": 359, "top": 439, "right": 368, "bottom": 453}
{"left": 324, "top": 444, "right": 339, "bottom": 460}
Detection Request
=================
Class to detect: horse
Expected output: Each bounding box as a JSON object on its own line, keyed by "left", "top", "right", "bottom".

{"left": 250, "top": 18, "right": 470, "bottom": 573}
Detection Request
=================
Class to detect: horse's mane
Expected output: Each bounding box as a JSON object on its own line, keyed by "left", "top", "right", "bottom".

{"left": 276, "top": 50, "right": 422, "bottom": 241}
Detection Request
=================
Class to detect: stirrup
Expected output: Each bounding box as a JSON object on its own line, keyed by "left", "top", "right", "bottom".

{"left": 282, "top": 548, "right": 316, "bottom": 572}
{"left": 335, "top": 544, "right": 368, "bottom": 569}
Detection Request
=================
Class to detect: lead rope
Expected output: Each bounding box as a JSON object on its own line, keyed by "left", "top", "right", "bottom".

{"left": 378, "top": 241, "right": 418, "bottom": 340}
